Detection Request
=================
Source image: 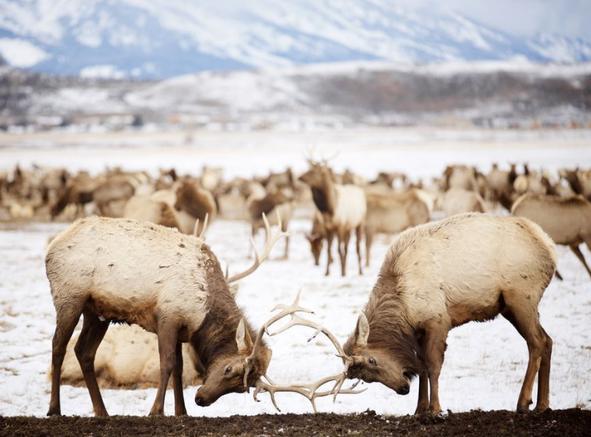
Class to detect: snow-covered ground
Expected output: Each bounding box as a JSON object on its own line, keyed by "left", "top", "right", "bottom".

{"left": 0, "top": 216, "right": 590, "bottom": 417}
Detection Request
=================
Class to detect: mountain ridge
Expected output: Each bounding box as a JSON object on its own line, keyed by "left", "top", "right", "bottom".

{"left": 0, "top": 0, "right": 590, "bottom": 79}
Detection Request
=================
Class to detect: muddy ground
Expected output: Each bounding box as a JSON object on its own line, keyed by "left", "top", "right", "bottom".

{"left": 1, "top": 409, "right": 589, "bottom": 436}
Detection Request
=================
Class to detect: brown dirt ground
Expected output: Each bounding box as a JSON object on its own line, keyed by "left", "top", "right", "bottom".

{"left": 1, "top": 409, "right": 590, "bottom": 437}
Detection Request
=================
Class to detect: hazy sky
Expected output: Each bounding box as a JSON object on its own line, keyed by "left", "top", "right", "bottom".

{"left": 403, "top": 0, "right": 591, "bottom": 40}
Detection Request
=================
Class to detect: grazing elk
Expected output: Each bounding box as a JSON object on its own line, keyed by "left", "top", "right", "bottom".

{"left": 45, "top": 214, "right": 297, "bottom": 416}
{"left": 319, "top": 213, "right": 556, "bottom": 414}
{"left": 174, "top": 179, "right": 217, "bottom": 235}
{"left": 512, "top": 193, "right": 591, "bottom": 278}
{"left": 246, "top": 190, "right": 293, "bottom": 259}
{"left": 299, "top": 161, "right": 366, "bottom": 276}
{"left": 306, "top": 211, "right": 327, "bottom": 267}
{"left": 364, "top": 190, "right": 430, "bottom": 267}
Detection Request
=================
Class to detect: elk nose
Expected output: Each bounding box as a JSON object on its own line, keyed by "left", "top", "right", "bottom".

{"left": 195, "top": 395, "right": 208, "bottom": 407}
{"left": 398, "top": 384, "right": 410, "bottom": 395}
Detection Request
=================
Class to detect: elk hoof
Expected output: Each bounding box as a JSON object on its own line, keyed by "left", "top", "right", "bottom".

{"left": 46, "top": 409, "right": 61, "bottom": 417}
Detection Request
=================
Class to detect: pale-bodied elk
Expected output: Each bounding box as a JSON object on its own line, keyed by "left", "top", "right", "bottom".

{"left": 512, "top": 193, "right": 591, "bottom": 279}
{"left": 315, "top": 213, "right": 556, "bottom": 414}
{"left": 45, "top": 213, "right": 323, "bottom": 416}
{"left": 299, "top": 160, "right": 366, "bottom": 276}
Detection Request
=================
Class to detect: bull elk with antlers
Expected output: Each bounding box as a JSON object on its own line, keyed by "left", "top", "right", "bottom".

{"left": 313, "top": 213, "right": 556, "bottom": 414}
{"left": 47, "top": 212, "right": 352, "bottom": 416}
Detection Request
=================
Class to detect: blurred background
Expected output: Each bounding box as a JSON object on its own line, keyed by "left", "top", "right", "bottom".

{"left": 1, "top": 0, "right": 590, "bottom": 138}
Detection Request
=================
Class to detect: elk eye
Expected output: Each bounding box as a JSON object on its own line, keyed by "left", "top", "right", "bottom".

{"left": 224, "top": 365, "right": 232, "bottom": 376}
{"left": 368, "top": 357, "right": 377, "bottom": 366}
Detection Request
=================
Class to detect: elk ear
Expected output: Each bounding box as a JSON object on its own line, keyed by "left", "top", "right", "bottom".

{"left": 354, "top": 313, "right": 370, "bottom": 347}
{"left": 235, "top": 318, "right": 253, "bottom": 354}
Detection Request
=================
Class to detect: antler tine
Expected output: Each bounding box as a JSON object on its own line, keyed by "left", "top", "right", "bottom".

{"left": 243, "top": 291, "right": 313, "bottom": 388}
{"left": 192, "top": 213, "right": 209, "bottom": 239}
{"left": 227, "top": 211, "right": 288, "bottom": 284}
{"left": 199, "top": 213, "right": 209, "bottom": 239}
{"left": 266, "top": 313, "right": 348, "bottom": 364}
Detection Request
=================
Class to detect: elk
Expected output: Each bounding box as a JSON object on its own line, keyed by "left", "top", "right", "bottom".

{"left": 45, "top": 214, "right": 317, "bottom": 416}
{"left": 299, "top": 161, "right": 366, "bottom": 276}
{"left": 305, "top": 211, "right": 326, "bottom": 267}
{"left": 173, "top": 179, "right": 217, "bottom": 235}
{"left": 441, "top": 188, "right": 485, "bottom": 216}
{"left": 364, "top": 190, "right": 430, "bottom": 267}
{"left": 246, "top": 189, "right": 293, "bottom": 259}
{"left": 319, "top": 213, "right": 556, "bottom": 414}
{"left": 512, "top": 193, "right": 591, "bottom": 278}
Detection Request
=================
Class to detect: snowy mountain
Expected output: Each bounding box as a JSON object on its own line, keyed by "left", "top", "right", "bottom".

{"left": 0, "top": 0, "right": 590, "bottom": 79}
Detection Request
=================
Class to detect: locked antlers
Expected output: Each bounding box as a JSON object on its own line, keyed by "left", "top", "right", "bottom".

{"left": 247, "top": 292, "right": 365, "bottom": 412}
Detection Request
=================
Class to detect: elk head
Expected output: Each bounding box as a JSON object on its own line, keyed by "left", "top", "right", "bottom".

{"left": 305, "top": 232, "right": 324, "bottom": 266}
{"left": 342, "top": 313, "right": 421, "bottom": 396}
{"left": 194, "top": 318, "right": 272, "bottom": 407}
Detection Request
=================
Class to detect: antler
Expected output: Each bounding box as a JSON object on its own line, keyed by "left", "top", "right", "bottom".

{"left": 227, "top": 210, "right": 288, "bottom": 283}
{"left": 192, "top": 213, "right": 209, "bottom": 239}
{"left": 246, "top": 292, "right": 364, "bottom": 412}
{"left": 253, "top": 374, "right": 363, "bottom": 413}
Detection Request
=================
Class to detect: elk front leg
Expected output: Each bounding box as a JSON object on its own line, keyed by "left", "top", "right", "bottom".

{"left": 172, "top": 340, "right": 187, "bottom": 416}
{"left": 365, "top": 228, "right": 373, "bottom": 268}
{"left": 339, "top": 230, "right": 351, "bottom": 277}
{"left": 149, "top": 324, "right": 179, "bottom": 416}
{"left": 325, "top": 230, "right": 334, "bottom": 276}
{"left": 74, "top": 311, "right": 109, "bottom": 417}
{"left": 355, "top": 225, "right": 363, "bottom": 275}
{"left": 423, "top": 322, "right": 449, "bottom": 415}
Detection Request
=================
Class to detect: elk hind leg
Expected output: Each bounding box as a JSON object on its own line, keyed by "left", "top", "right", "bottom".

{"left": 74, "top": 310, "right": 109, "bottom": 417}
{"left": 571, "top": 243, "right": 591, "bottom": 278}
{"left": 325, "top": 231, "right": 334, "bottom": 276}
{"left": 48, "top": 299, "right": 85, "bottom": 416}
{"left": 502, "top": 295, "right": 549, "bottom": 412}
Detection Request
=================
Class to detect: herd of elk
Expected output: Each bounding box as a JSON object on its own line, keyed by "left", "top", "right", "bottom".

{"left": 0, "top": 159, "right": 585, "bottom": 416}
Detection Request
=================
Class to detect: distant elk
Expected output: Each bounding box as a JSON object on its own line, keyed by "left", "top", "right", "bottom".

{"left": 243, "top": 182, "right": 293, "bottom": 260}
{"left": 318, "top": 213, "right": 556, "bottom": 414}
{"left": 363, "top": 190, "right": 430, "bottom": 266}
{"left": 299, "top": 161, "right": 366, "bottom": 276}
{"left": 512, "top": 193, "right": 591, "bottom": 279}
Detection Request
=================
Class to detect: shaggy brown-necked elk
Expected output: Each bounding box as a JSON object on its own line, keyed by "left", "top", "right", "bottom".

{"left": 512, "top": 193, "right": 591, "bottom": 279}
{"left": 317, "top": 213, "right": 556, "bottom": 414}
{"left": 45, "top": 214, "right": 320, "bottom": 416}
{"left": 561, "top": 168, "right": 591, "bottom": 201}
{"left": 364, "top": 190, "right": 430, "bottom": 266}
{"left": 299, "top": 161, "right": 366, "bottom": 276}
{"left": 174, "top": 179, "right": 217, "bottom": 235}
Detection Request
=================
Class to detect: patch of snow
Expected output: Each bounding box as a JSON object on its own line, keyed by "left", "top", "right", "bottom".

{"left": 0, "top": 38, "right": 49, "bottom": 67}
{"left": 79, "top": 64, "right": 126, "bottom": 79}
